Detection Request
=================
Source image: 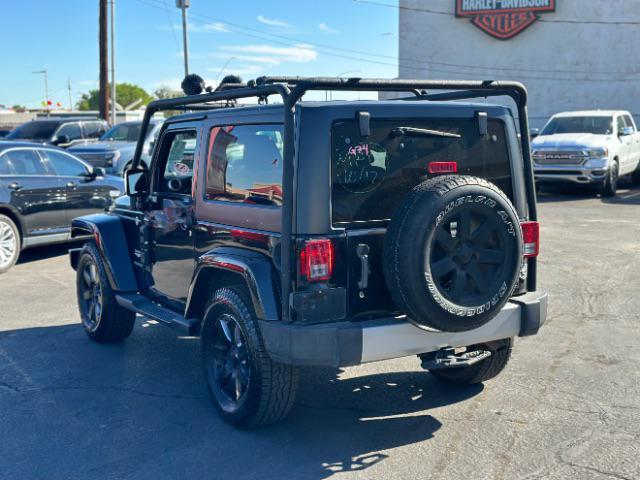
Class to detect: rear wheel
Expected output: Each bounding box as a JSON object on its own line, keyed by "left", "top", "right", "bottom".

{"left": 429, "top": 339, "right": 513, "bottom": 385}
{"left": 631, "top": 165, "right": 640, "bottom": 186}
{"left": 202, "top": 287, "right": 299, "bottom": 428}
{"left": 0, "top": 214, "right": 20, "bottom": 274}
{"left": 76, "top": 243, "right": 136, "bottom": 342}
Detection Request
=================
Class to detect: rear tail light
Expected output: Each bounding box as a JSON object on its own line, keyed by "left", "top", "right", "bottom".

{"left": 521, "top": 221, "right": 540, "bottom": 257}
{"left": 428, "top": 162, "right": 458, "bottom": 174}
{"left": 299, "top": 239, "right": 333, "bottom": 282}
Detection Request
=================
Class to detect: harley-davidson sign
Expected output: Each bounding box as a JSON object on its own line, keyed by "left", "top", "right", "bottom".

{"left": 455, "top": 0, "right": 556, "bottom": 40}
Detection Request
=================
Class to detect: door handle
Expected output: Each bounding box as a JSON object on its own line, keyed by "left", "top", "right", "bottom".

{"left": 356, "top": 243, "right": 371, "bottom": 290}
{"left": 66, "top": 181, "right": 77, "bottom": 188}
{"left": 8, "top": 182, "right": 22, "bottom": 191}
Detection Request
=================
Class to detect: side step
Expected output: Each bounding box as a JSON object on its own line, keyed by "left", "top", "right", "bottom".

{"left": 115, "top": 293, "right": 200, "bottom": 336}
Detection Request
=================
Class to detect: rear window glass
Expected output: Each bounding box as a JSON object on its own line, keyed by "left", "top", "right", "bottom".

{"left": 331, "top": 118, "right": 512, "bottom": 224}
{"left": 6, "top": 121, "right": 59, "bottom": 140}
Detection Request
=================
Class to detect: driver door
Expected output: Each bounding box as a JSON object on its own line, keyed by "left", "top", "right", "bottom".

{"left": 147, "top": 126, "right": 198, "bottom": 305}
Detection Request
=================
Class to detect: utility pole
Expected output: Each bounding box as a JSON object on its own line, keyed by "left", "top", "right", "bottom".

{"left": 67, "top": 78, "right": 73, "bottom": 110}
{"left": 99, "top": 0, "right": 109, "bottom": 121}
{"left": 177, "top": 0, "right": 190, "bottom": 77}
{"left": 109, "top": 0, "right": 116, "bottom": 125}
{"left": 33, "top": 70, "right": 49, "bottom": 117}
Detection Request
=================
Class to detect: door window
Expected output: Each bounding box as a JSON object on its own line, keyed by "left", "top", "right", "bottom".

{"left": 2, "top": 149, "right": 48, "bottom": 175}
{"left": 156, "top": 130, "right": 197, "bottom": 195}
{"left": 43, "top": 150, "right": 89, "bottom": 177}
{"left": 56, "top": 123, "right": 82, "bottom": 141}
{"left": 623, "top": 115, "right": 635, "bottom": 130}
{"left": 205, "top": 124, "right": 283, "bottom": 206}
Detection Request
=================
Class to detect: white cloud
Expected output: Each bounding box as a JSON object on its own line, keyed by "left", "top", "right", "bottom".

{"left": 318, "top": 23, "right": 339, "bottom": 34}
{"left": 203, "top": 22, "right": 230, "bottom": 33}
{"left": 220, "top": 44, "right": 317, "bottom": 64}
{"left": 257, "top": 15, "right": 290, "bottom": 28}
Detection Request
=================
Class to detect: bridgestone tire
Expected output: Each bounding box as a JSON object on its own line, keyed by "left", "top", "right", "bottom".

{"left": 76, "top": 243, "right": 136, "bottom": 342}
{"left": 202, "top": 287, "right": 299, "bottom": 429}
{"left": 384, "top": 175, "right": 523, "bottom": 332}
{"left": 430, "top": 339, "right": 513, "bottom": 385}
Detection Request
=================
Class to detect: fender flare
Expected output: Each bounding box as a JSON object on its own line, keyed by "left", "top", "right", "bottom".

{"left": 71, "top": 214, "right": 138, "bottom": 292}
{"left": 186, "top": 247, "right": 279, "bottom": 322}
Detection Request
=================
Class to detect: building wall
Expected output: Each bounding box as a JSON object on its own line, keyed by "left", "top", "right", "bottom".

{"left": 399, "top": 0, "right": 640, "bottom": 128}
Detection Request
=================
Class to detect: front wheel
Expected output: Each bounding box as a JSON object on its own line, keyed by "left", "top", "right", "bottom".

{"left": 429, "top": 339, "right": 513, "bottom": 385}
{"left": 600, "top": 161, "right": 618, "bottom": 197}
{"left": 76, "top": 243, "right": 136, "bottom": 342}
{"left": 631, "top": 166, "right": 640, "bottom": 186}
{"left": 201, "top": 287, "right": 299, "bottom": 429}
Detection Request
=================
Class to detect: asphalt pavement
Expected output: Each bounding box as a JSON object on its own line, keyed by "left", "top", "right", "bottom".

{"left": 1, "top": 184, "right": 639, "bottom": 480}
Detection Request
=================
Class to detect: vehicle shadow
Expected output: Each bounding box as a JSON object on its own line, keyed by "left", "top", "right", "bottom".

{"left": 0, "top": 322, "right": 483, "bottom": 480}
{"left": 537, "top": 179, "right": 639, "bottom": 204}
{"left": 16, "top": 240, "right": 84, "bottom": 265}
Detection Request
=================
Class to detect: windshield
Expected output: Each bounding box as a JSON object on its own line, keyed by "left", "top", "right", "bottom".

{"left": 100, "top": 122, "right": 142, "bottom": 142}
{"left": 6, "top": 121, "right": 58, "bottom": 140}
{"left": 541, "top": 116, "right": 613, "bottom": 136}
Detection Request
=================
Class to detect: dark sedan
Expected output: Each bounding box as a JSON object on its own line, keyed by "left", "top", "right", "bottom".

{"left": 0, "top": 141, "right": 123, "bottom": 273}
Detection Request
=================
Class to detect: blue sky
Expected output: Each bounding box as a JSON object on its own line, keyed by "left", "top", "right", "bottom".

{"left": 1, "top": 0, "right": 399, "bottom": 108}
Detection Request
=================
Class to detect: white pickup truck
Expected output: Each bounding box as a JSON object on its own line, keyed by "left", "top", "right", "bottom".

{"left": 531, "top": 110, "right": 640, "bottom": 197}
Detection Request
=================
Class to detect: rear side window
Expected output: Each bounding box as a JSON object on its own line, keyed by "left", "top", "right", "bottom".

{"left": 43, "top": 150, "right": 89, "bottom": 176}
{"left": 331, "top": 118, "right": 512, "bottom": 224}
{"left": 2, "top": 150, "right": 47, "bottom": 175}
{"left": 84, "top": 121, "right": 107, "bottom": 138}
{"left": 206, "top": 124, "right": 283, "bottom": 206}
{"left": 623, "top": 115, "right": 635, "bottom": 130}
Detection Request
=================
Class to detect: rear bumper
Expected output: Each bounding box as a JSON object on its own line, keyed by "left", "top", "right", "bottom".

{"left": 260, "top": 290, "right": 548, "bottom": 367}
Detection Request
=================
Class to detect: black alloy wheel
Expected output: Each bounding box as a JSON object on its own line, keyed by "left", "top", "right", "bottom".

{"left": 205, "top": 313, "right": 251, "bottom": 413}
{"left": 429, "top": 206, "right": 513, "bottom": 306}
{"left": 79, "top": 260, "right": 103, "bottom": 332}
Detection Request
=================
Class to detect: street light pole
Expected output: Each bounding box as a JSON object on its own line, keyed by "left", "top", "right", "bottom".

{"left": 109, "top": 0, "right": 116, "bottom": 125}
{"left": 177, "top": 0, "right": 190, "bottom": 77}
{"left": 33, "top": 69, "right": 49, "bottom": 116}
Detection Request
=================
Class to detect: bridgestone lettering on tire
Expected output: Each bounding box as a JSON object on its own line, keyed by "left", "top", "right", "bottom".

{"left": 384, "top": 175, "right": 523, "bottom": 332}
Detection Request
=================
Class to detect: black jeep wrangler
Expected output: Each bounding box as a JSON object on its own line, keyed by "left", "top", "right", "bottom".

{"left": 69, "top": 76, "right": 547, "bottom": 428}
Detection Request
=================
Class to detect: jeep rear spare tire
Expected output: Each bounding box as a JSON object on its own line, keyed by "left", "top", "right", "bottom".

{"left": 384, "top": 175, "right": 522, "bottom": 332}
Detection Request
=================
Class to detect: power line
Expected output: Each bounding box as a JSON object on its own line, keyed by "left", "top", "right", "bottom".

{"left": 134, "top": 0, "right": 640, "bottom": 81}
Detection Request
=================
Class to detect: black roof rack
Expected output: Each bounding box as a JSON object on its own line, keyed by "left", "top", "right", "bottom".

{"left": 130, "top": 76, "right": 537, "bottom": 315}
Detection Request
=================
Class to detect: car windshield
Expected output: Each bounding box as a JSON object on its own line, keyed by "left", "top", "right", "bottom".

{"left": 6, "top": 121, "right": 59, "bottom": 140}
{"left": 541, "top": 116, "right": 613, "bottom": 135}
{"left": 100, "top": 122, "right": 142, "bottom": 142}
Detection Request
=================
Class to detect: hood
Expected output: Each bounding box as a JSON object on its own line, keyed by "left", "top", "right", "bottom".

{"left": 69, "top": 141, "right": 132, "bottom": 152}
{"left": 532, "top": 133, "right": 612, "bottom": 150}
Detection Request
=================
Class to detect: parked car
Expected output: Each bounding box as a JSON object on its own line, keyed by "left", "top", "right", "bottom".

{"left": 69, "top": 76, "right": 545, "bottom": 429}
{"left": 4, "top": 118, "right": 108, "bottom": 148}
{"left": 0, "top": 129, "right": 12, "bottom": 138}
{"left": 532, "top": 110, "right": 640, "bottom": 196}
{"left": 69, "top": 119, "right": 163, "bottom": 175}
{"left": 0, "top": 141, "right": 123, "bottom": 273}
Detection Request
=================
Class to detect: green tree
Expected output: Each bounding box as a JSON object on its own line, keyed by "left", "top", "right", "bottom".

{"left": 77, "top": 83, "right": 154, "bottom": 110}
{"left": 11, "top": 105, "right": 26, "bottom": 113}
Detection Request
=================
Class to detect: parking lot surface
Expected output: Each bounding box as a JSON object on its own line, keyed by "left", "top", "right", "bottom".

{"left": 1, "top": 186, "right": 640, "bottom": 480}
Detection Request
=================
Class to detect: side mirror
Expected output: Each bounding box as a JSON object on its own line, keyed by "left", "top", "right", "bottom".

{"left": 529, "top": 128, "right": 540, "bottom": 139}
{"left": 619, "top": 126, "right": 634, "bottom": 137}
{"left": 55, "top": 134, "right": 70, "bottom": 145}
{"left": 125, "top": 166, "right": 149, "bottom": 197}
{"left": 94, "top": 167, "right": 106, "bottom": 177}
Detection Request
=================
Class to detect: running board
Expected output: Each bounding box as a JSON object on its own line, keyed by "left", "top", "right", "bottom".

{"left": 115, "top": 293, "right": 200, "bottom": 336}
